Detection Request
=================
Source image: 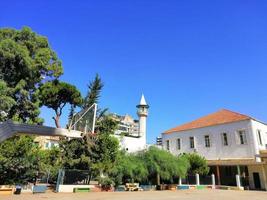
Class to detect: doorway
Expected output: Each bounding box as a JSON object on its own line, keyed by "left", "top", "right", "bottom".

{"left": 253, "top": 172, "right": 261, "bottom": 189}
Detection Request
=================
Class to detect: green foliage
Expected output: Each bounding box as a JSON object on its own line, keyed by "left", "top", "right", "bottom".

{"left": 0, "top": 135, "right": 40, "bottom": 184}
{"left": 61, "top": 75, "right": 119, "bottom": 175}
{"left": 0, "top": 80, "right": 16, "bottom": 121}
{"left": 76, "top": 74, "right": 107, "bottom": 132}
{"left": 143, "top": 146, "right": 189, "bottom": 184}
{"left": 95, "top": 115, "right": 118, "bottom": 134}
{"left": 60, "top": 137, "right": 93, "bottom": 170}
{"left": 39, "top": 80, "right": 82, "bottom": 127}
{"left": 0, "top": 27, "right": 63, "bottom": 123}
{"left": 59, "top": 118, "right": 120, "bottom": 182}
{"left": 110, "top": 151, "right": 148, "bottom": 185}
{"left": 110, "top": 147, "right": 190, "bottom": 186}
{"left": 92, "top": 133, "right": 120, "bottom": 174}
{"left": 38, "top": 147, "right": 62, "bottom": 182}
{"left": 0, "top": 135, "right": 63, "bottom": 184}
{"left": 98, "top": 176, "right": 114, "bottom": 187}
{"left": 83, "top": 74, "right": 103, "bottom": 109}
{"left": 180, "top": 153, "right": 209, "bottom": 175}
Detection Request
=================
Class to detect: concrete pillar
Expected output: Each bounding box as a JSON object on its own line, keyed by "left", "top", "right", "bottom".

{"left": 196, "top": 173, "right": 200, "bottom": 185}
{"left": 179, "top": 177, "right": 182, "bottom": 185}
{"left": 236, "top": 174, "right": 241, "bottom": 188}
{"left": 261, "top": 165, "right": 267, "bottom": 190}
{"left": 211, "top": 174, "right": 216, "bottom": 188}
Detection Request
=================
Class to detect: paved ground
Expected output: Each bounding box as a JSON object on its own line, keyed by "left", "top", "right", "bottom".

{"left": 2, "top": 190, "right": 267, "bottom": 200}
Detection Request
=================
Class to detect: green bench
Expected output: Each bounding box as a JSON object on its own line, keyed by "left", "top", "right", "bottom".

{"left": 196, "top": 185, "right": 205, "bottom": 190}
{"left": 73, "top": 187, "right": 90, "bottom": 193}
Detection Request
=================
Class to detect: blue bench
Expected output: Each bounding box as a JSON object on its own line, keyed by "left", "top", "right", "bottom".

{"left": 32, "top": 185, "right": 47, "bottom": 194}
{"left": 177, "top": 185, "right": 190, "bottom": 190}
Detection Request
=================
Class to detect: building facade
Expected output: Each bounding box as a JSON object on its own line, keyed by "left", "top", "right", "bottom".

{"left": 162, "top": 109, "right": 267, "bottom": 190}
{"left": 34, "top": 136, "right": 60, "bottom": 149}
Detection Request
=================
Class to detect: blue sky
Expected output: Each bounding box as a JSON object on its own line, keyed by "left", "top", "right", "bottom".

{"left": 1, "top": 1, "right": 267, "bottom": 143}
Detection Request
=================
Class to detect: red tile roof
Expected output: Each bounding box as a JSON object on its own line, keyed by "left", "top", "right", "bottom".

{"left": 164, "top": 109, "right": 251, "bottom": 134}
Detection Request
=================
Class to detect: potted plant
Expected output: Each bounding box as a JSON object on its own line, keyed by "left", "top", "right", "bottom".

{"left": 98, "top": 177, "right": 114, "bottom": 192}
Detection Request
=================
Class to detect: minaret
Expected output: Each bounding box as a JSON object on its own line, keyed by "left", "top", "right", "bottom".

{"left": 137, "top": 94, "right": 149, "bottom": 139}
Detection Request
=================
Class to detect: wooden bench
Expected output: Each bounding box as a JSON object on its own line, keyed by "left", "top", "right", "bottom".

{"left": 0, "top": 188, "right": 13, "bottom": 195}
{"left": 73, "top": 187, "right": 90, "bottom": 193}
{"left": 125, "top": 183, "right": 143, "bottom": 191}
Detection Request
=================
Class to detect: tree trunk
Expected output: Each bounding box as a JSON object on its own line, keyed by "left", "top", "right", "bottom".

{"left": 157, "top": 173, "right": 160, "bottom": 186}
{"left": 53, "top": 115, "right": 61, "bottom": 128}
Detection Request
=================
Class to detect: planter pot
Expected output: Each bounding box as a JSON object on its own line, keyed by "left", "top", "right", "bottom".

{"left": 14, "top": 186, "right": 22, "bottom": 195}
{"left": 168, "top": 185, "right": 177, "bottom": 191}
{"left": 101, "top": 185, "right": 114, "bottom": 192}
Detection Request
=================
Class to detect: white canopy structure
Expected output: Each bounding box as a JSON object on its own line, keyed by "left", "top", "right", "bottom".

{"left": 0, "top": 120, "right": 82, "bottom": 143}
{"left": 0, "top": 103, "right": 98, "bottom": 143}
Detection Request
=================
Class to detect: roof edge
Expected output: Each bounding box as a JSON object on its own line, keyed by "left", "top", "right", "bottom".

{"left": 163, "top": 118, "right": 251, "bottom": 135}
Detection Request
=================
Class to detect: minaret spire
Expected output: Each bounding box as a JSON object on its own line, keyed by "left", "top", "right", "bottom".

{"left": 139, "top": 94, "right": 148, "bottom": 106}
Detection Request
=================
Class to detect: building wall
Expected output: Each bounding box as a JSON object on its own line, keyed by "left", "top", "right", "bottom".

{"left": 248, "top": 165, "right": 267, "bottom": 190}
{"left": 113, "top": 134, "right": 146, "bottom": 153}
{"left": 161, "top": 119, "right": 267, "bottom": 160}
{"left": 34, "top": 136, "right": 59, "bottom": 149}
{"left": 250, "top": 120, "right": 267, "bottom": 158}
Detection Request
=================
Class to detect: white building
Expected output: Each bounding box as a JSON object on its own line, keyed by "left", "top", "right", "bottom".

{"left": 111, "top": 114, "right": 139, "bottom": 137}
{"left": 162, "top": 109, "right": 267, "bottom": 190}
{"left": 113, "top": 94, "right": 149, "bottom": 153}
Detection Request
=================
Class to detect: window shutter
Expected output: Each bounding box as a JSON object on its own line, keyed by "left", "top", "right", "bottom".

{"left": 235, "top": 131, "right": 240, "bottom": 145}
{"left": 243, "top": 131, "right": 247, "bottom": 144}
{"left": 221, "top": 133, "right": 224, "bottom": 146}
{"left": 227, "top": 133, "right": 231, "bottom": 146}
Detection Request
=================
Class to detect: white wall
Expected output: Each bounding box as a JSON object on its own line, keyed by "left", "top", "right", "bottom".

{"left": 162, "top": 119, "right": 266, "bottom": 160}
{"left": 250, "top": 120, "right": 267, "bottom": 153}
{"left": 58, "top": 185, "right": 94, "bottom": 193}
{"left": 114, "top": 134, "right": 146, "bottom": 153}
{"left": 139, "top": 116, "right": 147, "bottom": 138}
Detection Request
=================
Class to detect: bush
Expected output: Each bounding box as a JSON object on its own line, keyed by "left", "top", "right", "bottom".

{"left": 180, "top": 153, "right": 209, "bottom": 175}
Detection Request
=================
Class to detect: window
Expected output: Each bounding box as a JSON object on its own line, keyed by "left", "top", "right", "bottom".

{"left": 238, "top": 130, "right": 247, "bottom": 145}
{"left": 222, "top": 133, "right": 228, "bottom": 146}
{"left": 257, "top": 130, "right": 263, "bottom": 145}
{"left": 166, "top": 140, "right": 170, "bottom": 150}
{"left": 177, "top": 138, "right": 181, "bottom": 150}
{"left": 204, "top": 135, "right": 211, "bottom": 147}
{"left": 189, "top": 137, "right": 195, "bottom": 149}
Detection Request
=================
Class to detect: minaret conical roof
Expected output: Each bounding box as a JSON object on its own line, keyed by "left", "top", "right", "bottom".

{"left": 139, "top": 94, "right": 147, "bottom": 106}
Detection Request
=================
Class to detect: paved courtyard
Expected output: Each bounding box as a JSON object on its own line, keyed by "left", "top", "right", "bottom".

{"left": 2, "top": 190, "right": 267, "bottom": 200}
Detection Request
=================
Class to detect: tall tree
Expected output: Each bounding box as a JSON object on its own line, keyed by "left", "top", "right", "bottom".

{"left": 0, "top": 27, "right": 63, "bottom": 123}
{"left": 83, "top": 74, "right": 103, "bottom": 109}
{"left": 60, "top": 75, "right": 120, "bottom": 179}
{"left": 39, "top": 80, "right": 82, "bottom": 128}
{"left": 91, "top": 115, "right": 119, "bottom": 175}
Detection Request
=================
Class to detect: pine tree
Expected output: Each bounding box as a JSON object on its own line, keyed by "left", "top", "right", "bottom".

{"left": 83, "top": 74, "right": 103, "bottom": 109}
